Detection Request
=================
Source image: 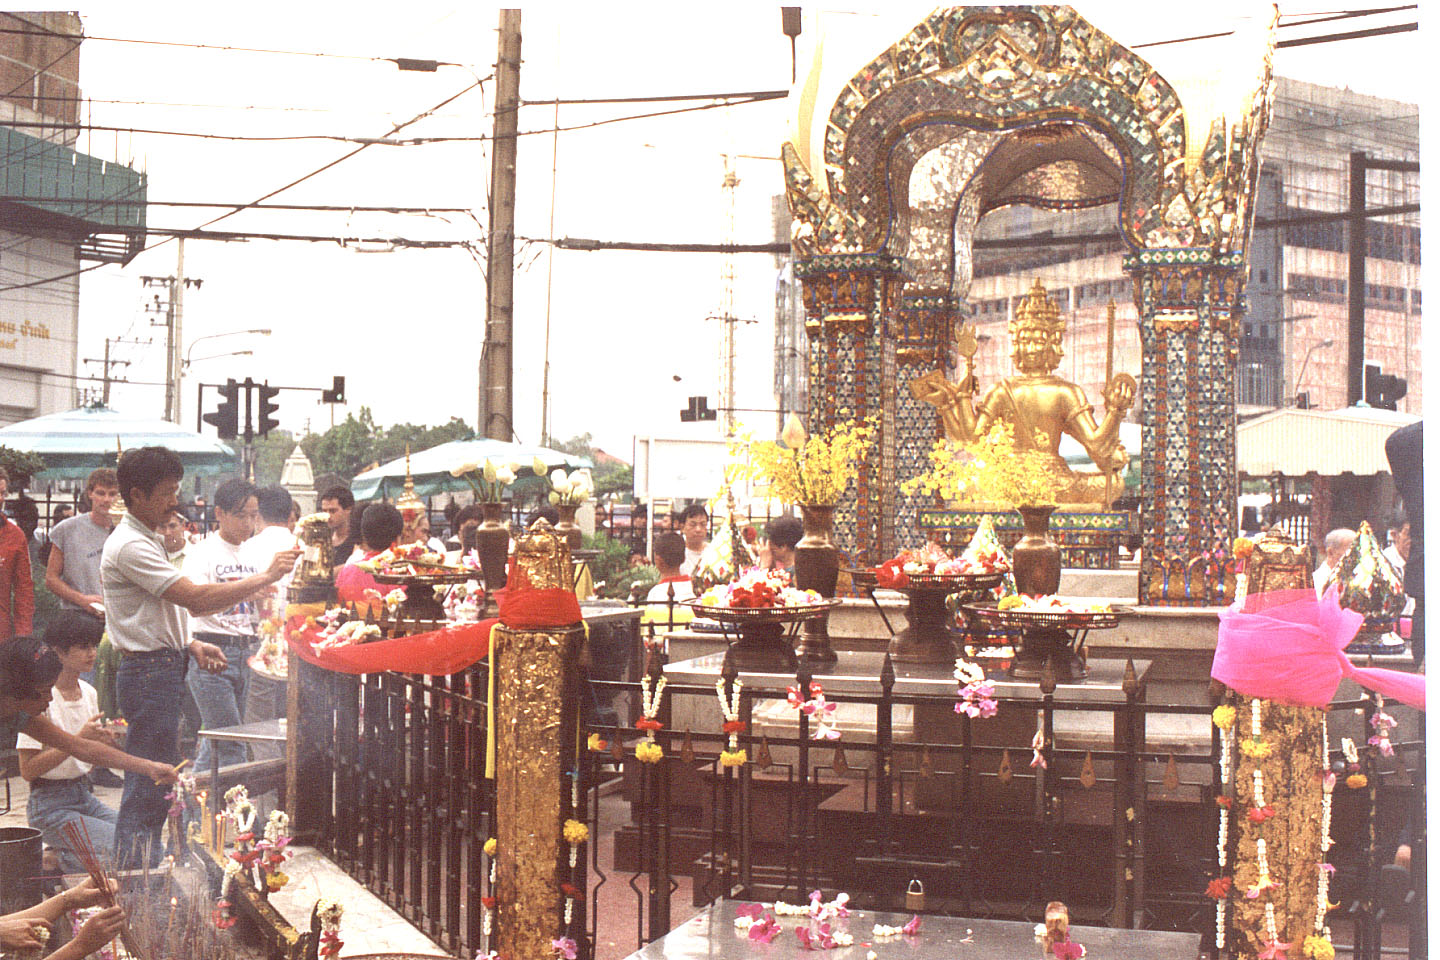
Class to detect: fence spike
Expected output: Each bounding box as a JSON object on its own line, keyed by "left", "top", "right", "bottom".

{"left": 681, "top": 728, "right": 695, "bottom": 764}
{"left": 756, "top": 736, "right": 773, "bottom": 770}
{"left": 998, "top": 748, "right": 1014, "bottom": 785}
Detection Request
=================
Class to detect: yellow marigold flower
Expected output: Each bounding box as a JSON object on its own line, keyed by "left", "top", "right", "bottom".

{"left": 587, "top": 733, "right": 607, "bottom": 752}
{"left": 563, "top": 819, "right": 590, "bottom": 845}
{"left": 484, "top": 838, "right": 497, "bottom": 857}
{"left": 1303, "top": 934, "right": 1336, "bottom": 960}
{"left": 267, "top": 872, "right": 289, "bottom": 891}
{"left": 1232, "top": 537, "right": 1255, "bottom": 560}
{"left": 1212, "top": 705, "right": 1237, "bottom": 730}
{"left": 1239, "top": 738, "right": 1272, "bottom": 760}
{"left": 636, "top": 741, "right": 664, "bottom": 764}
{"left": 998, "top": 595, "right": 1024, "bottom": 611}
{"left": 1347, "top": 773, "right": 1368, "bottom": 790}
{"left": 720, "top": 749, "right": 747, "bottom": 768}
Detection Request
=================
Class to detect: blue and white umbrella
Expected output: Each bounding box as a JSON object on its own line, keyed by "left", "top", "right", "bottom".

{"left": 0, "top": 402, "right": 237, "bottom": 482}
{"left": 350, "top": 438, "right": 591, "bottom": 501}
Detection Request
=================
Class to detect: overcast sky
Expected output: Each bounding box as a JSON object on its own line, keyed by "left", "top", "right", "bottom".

{"left": 66, "top": 3, "right": 1425, "bottom": 461}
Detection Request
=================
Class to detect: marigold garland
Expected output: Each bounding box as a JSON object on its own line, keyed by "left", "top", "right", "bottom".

{"left": 1346, "top": 773, "right": 1368, "bottom": 789}
{"left": 563, "top": 819, "right": 589, "bottom": 845}
{"left": 1239, "top": 738, "right": 1272, "bottom": 759}
{"left": 720, "top": 749, "right": 748, "bottom": 768}
{"left": 635, "top": 741, "right": 664, "bottom": 764}
{"left": 1303, "top": 934, "right": 1336, "bottom": 960}
{"left": 1212, "top": 705, "right": 1237, "bottom": 730}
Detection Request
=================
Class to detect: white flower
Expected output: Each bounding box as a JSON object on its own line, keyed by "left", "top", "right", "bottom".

{"left": 781, "top": 413, "right": 807, "bottom": 448}
{"left": 532, "top": 456, "right": 549, "bottom": 477}
{"left": 482, "top": 460, "right": 498, "bottom": 483}
{"left": 451, "top": 461, "right": 478, "bottom": 478}
{"left": 494, "top": 465, "right": 516, "bottom": 486}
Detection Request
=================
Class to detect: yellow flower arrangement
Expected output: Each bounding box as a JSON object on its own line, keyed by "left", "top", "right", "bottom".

{"left": 720, "top": 749, "right": 747, "bottom": 768}
{"left": 563, "top": 819, "right": 589, "bottom": 845}
{"left": 902, "top": 422, "right": 1064, "bottom": 508}
{"left": 484, "top": 837, "right": 497, "bottom": 857}
{"left": 1239, "top": 738, "right": 1272, "bottom": 759}
{"left": 1303, "top": 935, "right": 1336, "bottom": 960}
{"left": 745, "top": 414, "right": 877, "bottom": 505}
{"left": 635, "top": 741, "right": 664, "bottom": 764}
{"left": 1211, "top": 705, "right": 1236, "bottom": 730}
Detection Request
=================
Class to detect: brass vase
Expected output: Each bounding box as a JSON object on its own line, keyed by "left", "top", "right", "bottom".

{"left": 1012, "top": 504, "right": 1062, "bottom": 596}
{"left": 553, "top": 503, "right": 584, "bottom": 552}
{"left": 1010, "top": 504, "right": 1076, "bottom": 680}
{"left": 793, "top": 504, "right": 839, "bottom": 663}
{"left": 477, "top": 501, "right": 510, "bottom": 593}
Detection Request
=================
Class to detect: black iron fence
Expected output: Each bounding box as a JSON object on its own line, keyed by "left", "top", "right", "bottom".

{"left": 299, "top": 646, "right": 1423, "bottom": 960}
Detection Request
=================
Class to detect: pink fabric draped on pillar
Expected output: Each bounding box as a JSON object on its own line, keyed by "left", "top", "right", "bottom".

{"left": 1212, "top": 587, "right": 1426, "bottom": 710}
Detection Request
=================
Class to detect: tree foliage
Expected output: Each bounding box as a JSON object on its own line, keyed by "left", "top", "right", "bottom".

{"left": 551, "top": 433, "right": 634, "bottom": 501}
{"left": 297, "top": 408, "right": 477, "bottom": 482}
{"left": 0, "top": 445, "right": 47, "bottom": 487}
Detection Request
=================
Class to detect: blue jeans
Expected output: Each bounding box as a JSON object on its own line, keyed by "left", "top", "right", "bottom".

{"left": 187, "top": 636, "right": 254, "bottom": 770}
{"left": 114, "top": 651, "right": 186, "bottom": 868}
{"left": 27, "top": 777, "right": 117, "bottom": 875}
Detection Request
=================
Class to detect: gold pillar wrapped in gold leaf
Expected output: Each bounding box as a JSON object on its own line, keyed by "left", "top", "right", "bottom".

{"left": 493, "top": 520, "right": 584, "bottom": 960}
{"left": 1218, "top": 531, "right": 1334, "bottom": 960}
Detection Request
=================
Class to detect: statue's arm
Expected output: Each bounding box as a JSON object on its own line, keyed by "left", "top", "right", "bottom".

{"left": 910, "top": 371, "right": 984, "bottom": 442}
{"left": 1064, "top": 389, "right": 1126, "bottom": 470}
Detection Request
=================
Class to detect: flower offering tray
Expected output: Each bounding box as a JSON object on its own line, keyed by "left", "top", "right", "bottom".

{"left": 965, "top": 601, "right": 1129, "bottom": 681}
{"left": 685, "top": 600, "right": 841, "bottom": 671}
{"left": 374, "top": 569, "right": 473, "bottom": 621}
{"left": 849, "top": 568, "right": 1007, "bottom": 664}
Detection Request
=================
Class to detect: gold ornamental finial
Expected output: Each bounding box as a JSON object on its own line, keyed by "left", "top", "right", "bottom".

{"left": 396, "top": 442, "right": 425, "bottom": 522}
{"left": 1011, "top": 278, "right": 1065, "bottom": 337}
{"left": 515, "top": 518, "right": 573, "bottom": 592}
{"left": 109, "top": 436, "right": 128, "bottom": 521}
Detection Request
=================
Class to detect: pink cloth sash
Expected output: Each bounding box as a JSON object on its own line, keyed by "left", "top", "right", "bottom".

{"left": 1212, "top": 588, "right": 1425, "bottom": 710}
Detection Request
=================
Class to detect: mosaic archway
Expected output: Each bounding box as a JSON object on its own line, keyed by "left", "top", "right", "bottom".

{"left": 786, "top": 5, "right": 1275, "bottom": 604}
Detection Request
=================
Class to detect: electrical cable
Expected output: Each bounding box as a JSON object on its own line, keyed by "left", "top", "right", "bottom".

{"left": 0, "top": 196, "right": 474, "bottom": 213}
{"left": 0, "top": 24, "right": 466, "bottom": 65}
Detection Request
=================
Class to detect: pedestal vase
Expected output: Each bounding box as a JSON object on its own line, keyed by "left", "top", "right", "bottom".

{"left": 794, "top": 504, "right": 839, "bottom": 663}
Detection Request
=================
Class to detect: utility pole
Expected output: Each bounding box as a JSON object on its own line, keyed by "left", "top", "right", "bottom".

{"left": 1346, "top": 151, "right": 1420, "bottom": 406}
{"left": 717, "top": 155, "right": 739, "bottom": 437}
{"left": 143, "top": 238, "right": 200, "bottom": 423}
{"left": 480, "top": 9, "right": 521, "bottom": 441}
{"left": 82, "top": 335, "right": 148, "bottom": 405}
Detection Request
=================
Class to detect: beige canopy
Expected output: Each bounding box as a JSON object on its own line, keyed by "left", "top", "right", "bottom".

{"left": 1238, "top": 406, "right": 1419, "bottom": 477}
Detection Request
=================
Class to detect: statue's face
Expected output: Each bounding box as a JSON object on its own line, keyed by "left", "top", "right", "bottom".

{"left": 1012, "top": 327, "right": 1062, "bottom": 374}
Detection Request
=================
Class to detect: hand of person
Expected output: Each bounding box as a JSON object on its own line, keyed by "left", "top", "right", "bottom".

{"left": 147, "top": 760, "right": 180, "bottom": 786}
{"left": 79, "top": 714, "right": 119, "bottom": 744}
{"left": 81, "top": 594, "right": 105, "bottom": 608}
{"left": 266, "top": 548, "right": 302, "bottom": 582}
{"left": 67, "top": 875, "right": 119, "bottom": 910}
{"left": 72, "top": 905, "right": 127, "bottom": 955}
{"left": 190, "top": 640, "right": 228, "bottom": 674}
{"left": 0, "top": 917, "right": 52, "bottom": 950}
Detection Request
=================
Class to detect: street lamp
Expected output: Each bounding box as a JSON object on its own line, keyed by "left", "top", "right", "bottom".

{"left": 1293, "top": 338, "right": 1334, "bottom": 406}
{"left": 183, "top": 328, "right": 271, "bottom": 369}
{"left": 188, "top": 349, "right": 253, "bottom": 365}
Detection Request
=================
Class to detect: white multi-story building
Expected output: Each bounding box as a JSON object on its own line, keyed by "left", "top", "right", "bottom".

{"left": 0, "top": 12, "right": 147, "bottom": 425}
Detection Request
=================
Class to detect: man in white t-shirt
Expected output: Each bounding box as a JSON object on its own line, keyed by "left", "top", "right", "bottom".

{"left": 182, "top": 478, "right": 263, "bottom": 772}
{"left": 677, "top": 504, "right": 710, "bottom": 577}
{"left": 237, "top": 485, "right": 298, "bottom": 750}
{"left": 16, "top": 612, "right": 119, "bottom": 873}
{"left": 1314, "top": 527, "right": 1356, "bottom": 600}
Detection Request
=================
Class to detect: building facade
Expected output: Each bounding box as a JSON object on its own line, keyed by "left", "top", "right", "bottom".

{"left": 0, "top": 13, "right": 147, "bottom": 426}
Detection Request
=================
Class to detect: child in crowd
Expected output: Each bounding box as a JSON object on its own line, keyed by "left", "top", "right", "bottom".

{"left": 16, "top": 612, "right": 120, "bottom": 874}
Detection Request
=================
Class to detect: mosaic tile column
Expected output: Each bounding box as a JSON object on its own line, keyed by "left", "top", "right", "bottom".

{"left": 1127, "top": 250, "right": 1244, "bottom": 605}
{"left": 797, "top": 254, "right": 904, "bottom": 566}
{"left": 893, "top": 292, "right": 954, "bottom": 548}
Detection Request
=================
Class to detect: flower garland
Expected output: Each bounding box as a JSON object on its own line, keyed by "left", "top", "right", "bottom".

{"left": 787, "top": 681, "right": 840, "bottom": 740}
{"left": 735, "top": 893, "right": 858, "bottom": 949}
{"left": 481, "top": 836, "right": 497, "bottom": 936}
{"left": 1368, "top": 696, "right": 1396, "bottom": 757}
{"left": 636, "top": 675, "right": 667, "bottom": 763}
{"left": 954, "top": 659, "right": 998, "bottom": 719}
{"left": 1211, "top": 702, "right": 1236, "bottom": 950}
{"left": 873, "top": 915, "right": 921, "bottom": 938}
{"left": 1341, "top": 737, "right": 1366, "bottom": 789}
{"left": 316, "top": 898, "right": 344, "bottom": 960}
{"left": 1312, "top": 716, "right": 1336, "bottom": 956}
{"left": 716, "top": 678, "right": 747, "bottom": 767}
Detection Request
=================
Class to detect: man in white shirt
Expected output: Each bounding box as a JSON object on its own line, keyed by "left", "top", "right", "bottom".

{"left": 1314, "top": 527, "right": 1356, "bottom": 600}
{"left": 183, "top": 479, "right": 263, "bottom": 773}
{"left": 237, "top": 485, "right": 298, "bottom": 750}
{"left": 102, "top": 447, "right": 298, "bottom": 868}
{"left": 677, "top": 504, "right": 710, "bottom": 577}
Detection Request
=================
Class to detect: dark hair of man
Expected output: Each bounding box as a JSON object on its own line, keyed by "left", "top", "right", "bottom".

{"left": 85, "top": 468, "right": 118, "bottom": 493}
{"left": 320, "top": 486, "right": 355, "bottom": 510}
{"left": 256, "top": 485, "right": 294, "bottom": 525}
{"left": 525, "top": 504, "right": 560, "bottom": 529}
{"left": 654, "top": 532, "right": 687, "bottom": 569}
{"left": 52, "top": 505, "right": 73, "bottom": 524}
{"left": 115, "top": 446, "right": 184, "bottom": 503}
{"left": 764, "top": 515, "right": 803, "bottom": 551}
{"left": 677, "top": 503, "right": 708, "bottom": 525}
{"left": 214, "top": 478, "right": 258, "bottom": 515}
{"left": 361, "top": 502, "right": 403, "bottom": 552}
{"left": 1, "top": 635, "right": 63, "bottom": 700}
{"left": 43, "top": 610, "right": 105, "bottom": 653}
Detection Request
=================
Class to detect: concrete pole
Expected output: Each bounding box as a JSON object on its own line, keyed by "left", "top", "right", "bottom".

{"left": 481, "top": 10, "right": 521, "bottom": 440}
{"left": 172, "top": 238, "right": 186, "bottom": 423}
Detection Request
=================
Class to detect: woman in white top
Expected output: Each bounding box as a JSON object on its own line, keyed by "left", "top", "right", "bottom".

{"left": 15, "top": 612, "right": 120, "bottom": 874}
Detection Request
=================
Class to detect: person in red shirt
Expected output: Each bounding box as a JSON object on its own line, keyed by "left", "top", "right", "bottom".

{"left": 335, "top": 503, "right": 403, "bottom": 615}
{"left": 0, "top": 466, "right": 36, "bottom": 641}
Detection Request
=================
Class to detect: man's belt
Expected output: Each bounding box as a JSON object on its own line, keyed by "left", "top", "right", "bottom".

{"left": 192, "top": 631, "right": 256, "bottom": 646}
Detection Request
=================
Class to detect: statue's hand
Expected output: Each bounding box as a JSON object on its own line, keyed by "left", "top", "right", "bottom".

{"left": 909, "top": 371, "right": 958, "bottom": 408}
{"left": 1108, "top": 444, "right": 1130, "bottom": 473}
{"left": 1103, "top": 373, "right": 1137, "bottom": 413}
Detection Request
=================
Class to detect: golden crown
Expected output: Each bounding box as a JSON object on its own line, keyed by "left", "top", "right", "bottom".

{"left": 1010, "top": 279, "right": 1065, "bottom": 337}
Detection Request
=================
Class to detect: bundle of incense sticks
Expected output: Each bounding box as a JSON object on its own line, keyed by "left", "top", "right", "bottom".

{"left": 60, "top": 819, "right": 139, "bottom": 957}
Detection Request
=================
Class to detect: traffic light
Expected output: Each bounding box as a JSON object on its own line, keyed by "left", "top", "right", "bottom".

{"left": 321, "top": 375, "right": 345, "bottom": 404}
{"left": 1364, "top": 363, "right": 1408, "bottom": 411}
{"left": 257, "top": 382, "right": 281, "bottom": 436}
{"left": 680, "top": 396, "right": 717, "bottom": 422}
{"left": 202, "top": 379, "right": 239, "bottom": 439}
